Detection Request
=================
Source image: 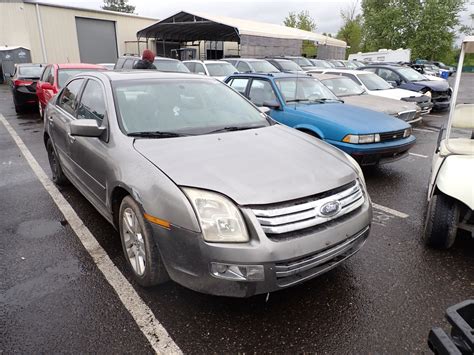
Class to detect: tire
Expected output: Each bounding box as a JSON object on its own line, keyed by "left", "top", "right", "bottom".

{"left": 423, "top": 193, "right": 459, "bottom": 249}
{"left": 38, "top": 102, "right": 43, "bottom": 119}
{"left": 14, "top": 104, "right": 23, "bottom": 114}
{"left": 46, "top": 139, "right": 68, "bottom": 186}
{"left": 119, "top": 196, "right": 169, "bottom": 287}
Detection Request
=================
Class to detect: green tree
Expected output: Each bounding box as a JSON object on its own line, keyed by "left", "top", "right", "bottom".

{"left": 102, "top": 0, "right": 135, "bottom": 13}
{"left": 284, "top": 10, "right": 317, "bottom": 57}
{"left": 336, "top": 1, "right": 363, "bottom": 57}
{"left": 361, "top": 0, "right": 466, "bottom": 61}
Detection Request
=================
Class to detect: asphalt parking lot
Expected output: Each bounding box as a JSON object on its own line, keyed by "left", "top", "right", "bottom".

{"left": 1, "top": 74, "right": 473, "bottom": 353}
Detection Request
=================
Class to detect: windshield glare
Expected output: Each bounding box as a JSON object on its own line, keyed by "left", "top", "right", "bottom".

{"left": 398, "top": 67, "right": 427, "bottom": 81}
{"left": 58, "top": 69, "right": 101, "bottom": 88}
{"left": 250, "top": 61, "right": 279, "bottom": 73}
{"left": 311, "top": 60, "right": 333, "bottom": 68}
{"left": 154, "top": 60, "right": 190, "bottom": 73}
{"left": 322, "top": 77, "right": 365, "bottom": 96}
{"left": 206, "top": 63, "right": 236, "bottom": 77}
{"left": 358, "top": 73, "right": 393, "bottom": 90}
{"left": 114, "top": 79, "right": 268, "bottom": 135}
{"left": 278, "top": 60, "right": 303, "bottom": 71}
{"left": 19, "top": 66, "right": 43, "bottom": 78}
{"left": 275, "top": 77, "right": 339, "bottom": 103}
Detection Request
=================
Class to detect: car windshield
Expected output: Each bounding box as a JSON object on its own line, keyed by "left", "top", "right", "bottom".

{"left": 344, "top": 61, "right": 358, "bottom": 69}
{"left": 322, "top": 77, "right": 365, "bottom": 96}
{"left": 153, "top": 60, "right": 190, "bottom": 73}
{"left": 275, "top": 77, "right": 339, "bottom": 103}
{"left": 113, "top": 79, "right": 269, "bottom": 136}
{"left": 58, "top": 69, "right": 101, "bottom": 88}
{"left": 311, "top": 60, "right": 333, "bottom": 68}
{"left": 18, "top": 66, "right": 43, "bottom": 78}
{"left": 331, "top": 61, "right": 345, "bottom": 68}
{"left": 358, "top": 73, "right": 393, "bottom": 90}
{"left": 397, "top": 67, "right": 427, "bottom": 81}
{"left": 206, "top": 62, "right": 236, "bottom": 77}
{"left": 292, "top": 57, "right": 313, "bottom": 67}
{"left": 250, "top": 61, "right": 279, "bottom": 73}
{"left": 277, "top": 60, "right": 303, "bottom": 71}
{"left": 351, "top": 61, "right": 365, "bottom": 68}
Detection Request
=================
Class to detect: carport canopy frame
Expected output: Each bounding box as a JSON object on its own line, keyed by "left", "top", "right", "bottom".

{"left": 136, "top": 11, "right": 347, "bottom": 48}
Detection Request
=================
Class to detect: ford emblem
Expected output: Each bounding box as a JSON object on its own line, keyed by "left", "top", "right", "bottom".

{"left": 320, "top": 201, "right": 341, "bottom": 217}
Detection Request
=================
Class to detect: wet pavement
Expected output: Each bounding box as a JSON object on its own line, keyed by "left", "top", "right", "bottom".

{"left": 0, "top": 74, "right": 473, "bottom": 353}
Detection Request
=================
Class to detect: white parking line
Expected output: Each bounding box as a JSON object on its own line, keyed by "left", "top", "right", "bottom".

{"left": 372, "top": 203, "right": 409, "bottom": 218}
{"left": 0, "top": 114, "right": 181, "bottom": 354}
{"left": 409, "top": 152, "right": 428, "bottom": 158}
{"left": 413, "top": 127, "right": 437, "bottom": 133}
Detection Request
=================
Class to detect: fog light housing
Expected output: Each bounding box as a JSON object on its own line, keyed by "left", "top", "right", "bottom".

{"left": 210, "top": 262, "right": 265, "bottom": 281}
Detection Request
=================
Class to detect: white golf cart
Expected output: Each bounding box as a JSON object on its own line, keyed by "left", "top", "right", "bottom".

{"left": 424, "top": 36, "right": 474, "bottom": 248}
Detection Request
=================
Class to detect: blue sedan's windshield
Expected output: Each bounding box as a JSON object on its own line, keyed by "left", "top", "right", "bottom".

{"left": 114, "top": 79, "right": 269, "bottom": 135}
{"left": 275, "top": 77, "right": 340, "bottom": 103}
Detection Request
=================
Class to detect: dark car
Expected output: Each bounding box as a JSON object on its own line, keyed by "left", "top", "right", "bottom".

{"left": 114, "top": 55, "right": 190, "bottom": 73}
{"left": 359, "top": 64, "right": 452, "bottom": 110}
{"left": 281, "top": 56, "right": 315, "bottom": 71}
{"left": 266, "top": 58, "right": 305, "bottom": 74}
{"left": 9, "top": 63, "right": 44, "bottom": 113}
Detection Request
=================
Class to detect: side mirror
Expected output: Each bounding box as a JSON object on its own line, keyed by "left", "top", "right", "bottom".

{"left": 262, "top": 100, "right": 281, "bottom": 110}
{"left": 258, "top": 106, "right": 271, "bottom": 115}
{"left": 70, "top": 119, "right": 106, "bottom": 137}
{"left": 41, "top": 82, "right": 55, "bottom": 90}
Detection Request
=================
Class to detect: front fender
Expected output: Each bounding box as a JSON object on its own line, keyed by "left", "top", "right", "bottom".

{"left": 436, "top": 155, "right": 474, "bottom": 210}
{"left": 293, "top": 124, "right": 325, "bottom": 139}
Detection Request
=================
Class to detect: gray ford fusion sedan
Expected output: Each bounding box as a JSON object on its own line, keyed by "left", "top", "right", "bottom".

{"left": 43, "top": 70, "right": 372, "bottom": 297}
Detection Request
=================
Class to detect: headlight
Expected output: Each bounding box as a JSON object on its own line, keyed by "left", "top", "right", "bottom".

{"left": 183, "top": 188, "right": 249, "bottom": 243}
{"left": 342, "top": 152, "right": 366, "bottom": 187}
{"left": 403, "top": 127, "right": 412, "bottom": 137}
{"left": 342, "top": 133, "right": 380, "bottom": 144}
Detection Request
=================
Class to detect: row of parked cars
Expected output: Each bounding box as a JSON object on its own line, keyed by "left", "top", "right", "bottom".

{"left": 6, "top": 52, "right": 453, "bottom": 297}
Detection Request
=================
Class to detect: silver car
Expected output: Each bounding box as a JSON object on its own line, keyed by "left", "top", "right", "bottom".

{"left": 43, "top": 71, "right": 372, "bottom": 297}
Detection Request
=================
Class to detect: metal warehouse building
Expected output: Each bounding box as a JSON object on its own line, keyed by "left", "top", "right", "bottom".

{"left": 137, "top": 11, "right": 347, "bottom": 60}
{"left": 0, "top": 0, "right": 157, "bottom": 64}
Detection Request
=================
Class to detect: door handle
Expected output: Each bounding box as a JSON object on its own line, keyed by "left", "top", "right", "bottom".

{"left": 68, "top": 133, "right": 76, "bottom": 143}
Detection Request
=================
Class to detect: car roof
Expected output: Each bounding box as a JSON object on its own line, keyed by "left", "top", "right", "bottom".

{"left": 57, "top": 63, "right": 106, "bottom": 69}
{"left": 83, "top": 70, "right": 213, "bottom": 82}
{"left": 228, "top": 72, "right": 310, "bottom": 79}
{"left": 153, "top": 57, "right": 179, "bottom": 62}
{"left": 233, "top": 58, "right": 271, "bottom": 62}
{"left": 16, "top": 63, "right": 45, "bottom": 67}
{"left": 312, "top": 73, "right": 344, "bottom": 80}
{"left": 322, "top": 69, "right": 370, "bottom": 75}
{"left": 361, "top": 64, "right": 404, "bottom": 68}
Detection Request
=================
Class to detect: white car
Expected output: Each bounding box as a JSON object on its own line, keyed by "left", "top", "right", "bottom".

{"left": 307, "top": 69, "right": 433, "bottom": 115}
{"left": 183, "top": 60, "right": 238, "bottom": 81}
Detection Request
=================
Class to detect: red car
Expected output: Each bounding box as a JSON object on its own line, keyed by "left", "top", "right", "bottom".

{"left": 36, "top": 63, "right": 105, "bottom": 118}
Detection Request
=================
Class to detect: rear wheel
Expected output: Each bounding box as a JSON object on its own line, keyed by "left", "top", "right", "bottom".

{"left": 46, "top": 139, "right": 68, "bottom": 186}
{"left": 119, "top": 196, "right": 169, "bottom": 287}
{"left": 423, "top": 193, "right": 459, "bottom": 249}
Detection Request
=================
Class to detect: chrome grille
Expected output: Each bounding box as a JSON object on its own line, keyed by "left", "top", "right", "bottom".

{"left": 251, "top": 181, "right": 364, "bottom": 235}
{"left": 395, "top": 110, "right": 417, "bottom": 122}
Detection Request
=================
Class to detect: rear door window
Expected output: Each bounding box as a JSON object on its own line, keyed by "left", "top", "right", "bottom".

{"left": 236, "top": 61, "right": 251, "bottom": 73}
{"left": 248, "top": 79, "right": 277, "bottom": 106}
{"left": 58, "top": 79, "right": 84, "bottom": 116}
{"left": 77, "top": 80, "right": 106, "bottom": 124}
{"left": 228, "top": 78, "right": 250, "bottom": 95}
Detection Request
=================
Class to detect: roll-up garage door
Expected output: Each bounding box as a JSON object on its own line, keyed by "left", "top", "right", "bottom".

{"left": 75, "top": 17, "right": 118, "bottom": 63}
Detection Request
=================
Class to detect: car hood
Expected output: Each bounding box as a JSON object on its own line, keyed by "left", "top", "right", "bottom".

{"left": 290, "top": 102, "right": 409, "bottom": 134}
{"left": 367, "top": 88, "right": 423, "bottom": 100}
{"left": 411, "top": 79, "right": 449, "bottom": 90}
{"left": 133, "top": 125, "right": 357, "bottom": 205}
{"left": 341, "top": 94, "right": 418, "bottom": 115}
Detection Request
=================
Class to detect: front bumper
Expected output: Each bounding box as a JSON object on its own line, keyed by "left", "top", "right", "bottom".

{"left": 401, "top": 96, "right": 433, "bottom": 115}
{"left": 150, "top": 197, "right": 372, "bottom": 297}
{"left": 328, "top": 136, "right": 416, "bottom": 166}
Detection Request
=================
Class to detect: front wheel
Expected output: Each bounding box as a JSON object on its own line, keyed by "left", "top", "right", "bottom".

{"left": 423, "top": 193, "right": 459, "bottom": 249}
{"left": 119, "top": 196, "right": 169, "bottom": 287}
{"left": 46, "top": 139, "right": 68, "bottom": 186}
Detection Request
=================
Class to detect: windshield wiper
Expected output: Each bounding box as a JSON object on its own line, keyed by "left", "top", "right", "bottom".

{"left": 311, "top": 98, "right": 344, "bottom": 103}
{"left": 207, "top": 125, "right": 266, "bottom": 134}
{"left": 128, "top": 131, "right": 186, "bottom": 138}
{"left": 286, "top": 99, "right": 310, "bottom": 103}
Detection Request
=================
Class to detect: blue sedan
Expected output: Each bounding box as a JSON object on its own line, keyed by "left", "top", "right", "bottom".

{"left": 224, "top": 73, "right": 416, "bottom": 165}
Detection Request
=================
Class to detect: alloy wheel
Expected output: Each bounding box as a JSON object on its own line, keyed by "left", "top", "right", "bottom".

{"left": 122, "top": 207, "right": 146, "bottom": 276}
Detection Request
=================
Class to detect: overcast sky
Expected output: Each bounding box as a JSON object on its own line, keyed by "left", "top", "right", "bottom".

{"left": 41, "top": 0, "right": 473, "bottom": 37}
